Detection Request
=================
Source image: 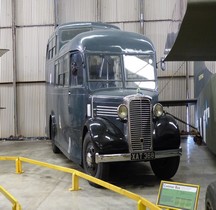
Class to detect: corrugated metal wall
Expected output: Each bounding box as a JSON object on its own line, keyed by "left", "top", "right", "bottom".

{"left": 0, "top": 0, "right": 54, "bottom": 137}
{"left": 0, "top": 0, "right": 198, "bottom": 137}
{"left": 16, "top": 0, "right": 54, "bottom": 137}
{"left": 0, "top": 0, "right": 14, "bottom": 137}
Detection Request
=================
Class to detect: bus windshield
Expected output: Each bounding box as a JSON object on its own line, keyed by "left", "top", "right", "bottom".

{"left": 87, "top": 53, "right": 156, "bottom": 90}
{"left": 87, "top": 54, "right": 123, "bottom": 90}
{"left": 123, "top": 54, "right": 156, "bottom": 90}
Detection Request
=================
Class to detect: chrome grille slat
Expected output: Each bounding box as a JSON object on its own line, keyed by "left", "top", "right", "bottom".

{"left": 96, "top": 105, "right": 118, "bottom": 117}
{"left": 128, "top": 97, "right": 152, "bottom": 152}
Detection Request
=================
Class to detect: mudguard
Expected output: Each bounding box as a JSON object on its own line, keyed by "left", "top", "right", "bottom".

{"left": 85, "top": 117, "right": 128, "bottom": 154}
{"left": 153, "top": 115, "right": 180, "bottom": 150}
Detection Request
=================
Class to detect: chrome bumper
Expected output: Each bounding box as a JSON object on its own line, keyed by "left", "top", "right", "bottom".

{"left": 95, "top": 148, "right": 182, "bottom": 163}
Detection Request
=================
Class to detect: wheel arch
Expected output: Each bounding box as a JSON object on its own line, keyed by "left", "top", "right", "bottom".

{"left": 153, "top": 114, "right": 181, "bottom": 150}
{"left": 49, "top": 112, "right": 57, "bottom": 139}
{"left": 82, "top": 117, "right": 127, "bottom": 155}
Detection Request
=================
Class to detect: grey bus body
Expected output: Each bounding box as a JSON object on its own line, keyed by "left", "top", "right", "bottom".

{"left": 45, "top": 22, "right": 181, "bottom": 184}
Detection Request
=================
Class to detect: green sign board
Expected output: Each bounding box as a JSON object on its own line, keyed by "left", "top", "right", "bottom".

{"left": 157, "top": 181, "right": 200, "bottom": 210}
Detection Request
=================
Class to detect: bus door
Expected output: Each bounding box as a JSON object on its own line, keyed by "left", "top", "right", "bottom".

{"left": 67, "top": 52, "right": 86, "bottom": 162}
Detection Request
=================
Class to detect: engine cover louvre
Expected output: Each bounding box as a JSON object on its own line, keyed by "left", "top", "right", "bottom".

{"left": 96, "top": 105, "right": 118, "bottom": 117}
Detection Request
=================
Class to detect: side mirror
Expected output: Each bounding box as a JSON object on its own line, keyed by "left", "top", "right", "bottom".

{"left": 160, "top": 57, "right": 166, "bottom": 71}
{"left": 71, "top": 53, "right": 83, "bottom": 75}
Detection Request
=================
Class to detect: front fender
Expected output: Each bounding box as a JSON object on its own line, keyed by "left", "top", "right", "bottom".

{"left": 85, "top": 117, "right": 128, "bottom": 154}
{"left": 153, "top": 115, "right": 180, "bottom": 150}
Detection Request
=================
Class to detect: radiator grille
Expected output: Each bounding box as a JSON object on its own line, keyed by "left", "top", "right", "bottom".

{"left": 129, "top": 98, "right": 152, "bottom": 152}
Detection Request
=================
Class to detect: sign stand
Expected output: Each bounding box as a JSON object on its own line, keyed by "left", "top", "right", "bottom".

{"left": 157, "top": 181, "right": 200, "bottom": 210}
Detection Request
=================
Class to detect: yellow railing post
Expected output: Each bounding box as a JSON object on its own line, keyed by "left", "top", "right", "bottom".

{"left": 15, "top": 157, "right": 23, "bottom": 174}
{"left": 0, "top": 185, "right": 22, "bottom": 210}
{"left": 138, "top": 199, "right": 146, "bottom": 210}
{"left": 12, "top": 202, "right": 22, "bottom": 210}
{"left": 70, "top": 172, "right": 80, "bottom": 191}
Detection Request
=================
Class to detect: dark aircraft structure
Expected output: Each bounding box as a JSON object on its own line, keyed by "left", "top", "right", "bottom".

{"left": 0, "top": 49, "right": 8, "bottom": 57}
{"left": 165, "top": 0, "right": 216, "bottom": 154}
{"left": 163, "top": 0, "right": 216, "bottom": 209}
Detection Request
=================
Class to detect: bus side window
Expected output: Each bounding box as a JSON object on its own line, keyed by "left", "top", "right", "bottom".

{"left": 54, "top": 62, "right": 58, "bottom": 85}
{"left": 46, "top": 44, "right": 49, "bottom": 60}
{"left": 70, "top": 53, "right": 83, "bottom": 86}
{"left": 63, "top": 54, "right": 69, "bottom": 87}
{"left": 58, "top": 58, "right": 64, "bottom": 86}
{"left": 46, "top": 36, "right": 57, "bottom": 60}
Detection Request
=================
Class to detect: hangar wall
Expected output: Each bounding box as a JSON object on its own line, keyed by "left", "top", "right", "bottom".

{"left": 0, "top": 0, "right": 195, "bottom": 138}
{"left": 0, "top": 0, "right": 54, "bottom": 137}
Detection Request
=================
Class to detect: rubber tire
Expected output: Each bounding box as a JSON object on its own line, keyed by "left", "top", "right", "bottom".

{"left": 205, "top": 181, "right": 216, "bottom": 210}
{"left": 150, "top": 156, "right": 180, "bottom": 179}
{"left": 50, "top": 121, "right": 60, "bottom": 154}
{"left": 83, "top": 132, "right": 109, "bottom": 187}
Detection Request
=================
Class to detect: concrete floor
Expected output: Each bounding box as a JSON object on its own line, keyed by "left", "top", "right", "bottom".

{"left": 0, "top": 137, "right": 215, "bottom": 210}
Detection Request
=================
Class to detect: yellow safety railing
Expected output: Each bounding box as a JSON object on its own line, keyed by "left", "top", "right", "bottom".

{"left": 0, "top": 156, "right": 162, "bottom": 210}
{"left": 0, "top": 185, "right": 22, "bottom": 210}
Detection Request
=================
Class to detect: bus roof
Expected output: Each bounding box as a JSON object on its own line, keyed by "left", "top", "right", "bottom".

{"left": 53, "top": 22, "right": 120, "bottom": 50}
{"left": 56, "top": 22, "right": 120, "bottom": 31}
{"left": 59, "top": 29, "right": 155, "bottom": 55}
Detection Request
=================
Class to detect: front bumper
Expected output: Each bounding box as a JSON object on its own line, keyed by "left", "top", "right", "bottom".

{"left": 95, "top": 148, "right": 182, "bottom": 163}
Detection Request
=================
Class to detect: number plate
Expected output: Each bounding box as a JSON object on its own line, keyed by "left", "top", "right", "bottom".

{"left": 131, "top": 152, "right": 155, "bottom": 161}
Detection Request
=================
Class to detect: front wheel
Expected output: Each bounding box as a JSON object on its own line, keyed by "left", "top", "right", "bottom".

{"left": 83, "top": 132, "right": 109, "bottom": 187}
{"left": 150, "top": 156, "right": 180, "bottom": 179}
{"left": 205, "top": 181, "right": 216, "bottom": 210}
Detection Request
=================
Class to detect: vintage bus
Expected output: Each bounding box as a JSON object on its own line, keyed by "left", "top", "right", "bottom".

{"left": 45, "top": 22, "right": 181, "bottom": 185}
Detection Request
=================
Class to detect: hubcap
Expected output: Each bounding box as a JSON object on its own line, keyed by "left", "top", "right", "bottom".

{"left": 85, "top": 142, "right": 97, "bottom": 176}
{"left": 86, "top": 152, "right": 93, "bottom": 167}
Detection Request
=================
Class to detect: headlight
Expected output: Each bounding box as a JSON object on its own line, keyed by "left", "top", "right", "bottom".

{"left": 117, "top": 104, "right": 128, "bottom": 119}
{"left": 153, "top": 103, "right": 164, "bottom": 117}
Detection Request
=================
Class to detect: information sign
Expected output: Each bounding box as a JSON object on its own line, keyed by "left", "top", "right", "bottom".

{"left": 157, "top": 181, "right": 200, "bottom": 210}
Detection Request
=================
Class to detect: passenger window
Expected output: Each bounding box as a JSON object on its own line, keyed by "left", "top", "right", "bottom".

{"left": 63, "top": 55, "right": 69, "bottom": 87}
{"left": 54, "top": 63, "right": 58, "bottom": 85}
{"left": 58, "top": 74, "right": 64, "bottom": 86}
{"left": 47, "top": 37, "right": 56, "bottom": 60}
{"left": 58, "top": 59, "right": 64, "bottom": 86}
{"left": 46, "top": 45, "right": 49, "bottom": 60}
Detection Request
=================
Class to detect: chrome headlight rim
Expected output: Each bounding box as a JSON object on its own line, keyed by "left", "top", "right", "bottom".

{"left": 153, "top": 103, "right": 164, "bottom": 117}
{"left": 117, "top": 104, "right": 128, "bottom": 120}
